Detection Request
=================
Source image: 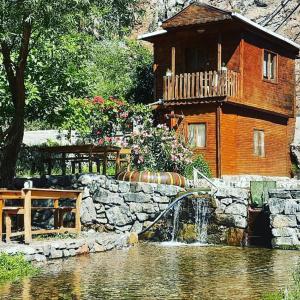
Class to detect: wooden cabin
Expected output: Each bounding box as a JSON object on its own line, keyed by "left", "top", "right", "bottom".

{"left": 139, "top": 2, "right": 300, "bottom": 177}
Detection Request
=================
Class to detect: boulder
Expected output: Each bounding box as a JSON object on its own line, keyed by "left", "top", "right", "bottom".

{"left": 123, "top": 193, "right": 151, "bottom": 203}
{"left": 224, "top": 203, "right": 247, "bottom": 217}
{"left": 80, "top": 196, "right": 97, "bottom": 224}
{"left": 272, "top": 227, "right": 297, "bottom": 237}
{"left": 270, "top": 215, "right": 297, "bottom": 228}
{"left": 106, "top": 205, "right": 133, "bottom": 226}
{"left": 284, "top": 199, "right": 299, "bottom": 214}
{"left": 268, "top": 198, "right": 286, "bottom": 214}
{"left": 268, "top": 189, "right": 292, "bottom": 199}
{"left": 118, "top": 181, "right": 130, "bottom": 193}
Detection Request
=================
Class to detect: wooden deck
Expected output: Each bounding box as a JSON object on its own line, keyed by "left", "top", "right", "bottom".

{"left": 163, "top": 70, "right": 240, "bottom": 101}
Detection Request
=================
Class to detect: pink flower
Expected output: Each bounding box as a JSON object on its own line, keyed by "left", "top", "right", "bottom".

{"left": 98, "top": 139, "right": 104, "bottom": 145}
{"left": 93, "top": 96, "right": 105, "bottom": 104}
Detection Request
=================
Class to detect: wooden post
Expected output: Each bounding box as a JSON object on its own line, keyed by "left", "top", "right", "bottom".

{"left": 216, "top": 105, "right": 222, "bottom": 178}
{"left": 240, "top": 33, "right": 244, "bottom": 98}
{"left": 171, "top": 46, "right": 176, "bottom": 99}
{"left": 61, "top": 153, "right": 66, "bottom": 176}
{"left": 24, "top": 190, "right": 32, "bottom": 244}
{"left": 115, "top": 150, "right": 121, "bottom": 175}
{"left": 103, "top": 148, "right": 108, "bottom": 175}
{"left": 75, "top": 193, "right": 82, "bottom": 235}
{"left": 54, "top": 198, "right": 59, "bottom": 229}
{"left": 5, "top": 214, "right": 11, "bottom": 243}
{"left": 218, "top": 33, "right": 222, "bottom": 71}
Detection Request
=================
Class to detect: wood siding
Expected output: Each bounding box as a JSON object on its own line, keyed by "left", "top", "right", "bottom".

{"left": 221, "top": 104, "right": 294, "bottom": 176}
{"left": 232, "top": 32, "right": 296, "bottom": 117}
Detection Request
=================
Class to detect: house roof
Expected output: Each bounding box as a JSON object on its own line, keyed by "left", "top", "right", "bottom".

{"left": 138, "top": 2, "right": 300, "bottom": 51}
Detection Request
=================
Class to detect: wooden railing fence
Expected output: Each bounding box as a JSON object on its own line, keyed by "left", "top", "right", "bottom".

{"left": 163, "top": 70, "right": 240, "bottom": 101}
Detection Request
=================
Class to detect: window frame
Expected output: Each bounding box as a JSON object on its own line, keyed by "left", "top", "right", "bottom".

{"left": 186, "top": 122, "right": 207, "bottom": 149}
{"left": 253, "top": 128, "right": 265, "bottom": 158}
{"left": 262, "top": 49, "right": 278, "bottom": 83}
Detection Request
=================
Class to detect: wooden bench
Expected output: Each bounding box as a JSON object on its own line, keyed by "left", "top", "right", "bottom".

{"left": 0, "top": 189, "right": 82, "bottom": 244}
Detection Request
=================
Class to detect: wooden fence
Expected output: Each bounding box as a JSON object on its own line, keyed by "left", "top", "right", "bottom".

{"left": 163, "top": 70, "right": 240, "bottom": 101}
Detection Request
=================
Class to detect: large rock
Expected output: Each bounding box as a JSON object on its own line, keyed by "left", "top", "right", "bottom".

{"left": 80, "top": 196, "right": 97, "bottom": 224}
{"left": 268, "top": 189, "right": 292, "bottom": 199}
{"left": 270, "top": 215, "right": 297, "bottom": 228}
{"left": 224, "top": 203, "right": 247, "bottom": 217}
{"left": 284, "top": 199, "right": 299, "bottom": 214}
{"left": 123, "top": 193, "right": 152, "bottom": 203}
{"left": 106, "top": 205, "right": 133, "bottom": 226}
{"left": 268, "top": 198, "right": 286, "bottom": 214}
{"left": 272, "top": 227, "right": 297, "bottom": 237}
{"left": 129, "top": 202, "right": 157, "bottom": 214}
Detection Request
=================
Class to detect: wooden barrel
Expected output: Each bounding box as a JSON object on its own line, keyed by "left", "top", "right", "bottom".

{"left": 116, "top": 171, "right": 186, "bottom": 187}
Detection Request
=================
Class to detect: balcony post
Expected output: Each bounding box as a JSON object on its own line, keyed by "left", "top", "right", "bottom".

{"left": 218, "top": 33, "right": 222, "bottom": 71}
{"left": 171, "top": 46, "right": 176, "bottom": 99}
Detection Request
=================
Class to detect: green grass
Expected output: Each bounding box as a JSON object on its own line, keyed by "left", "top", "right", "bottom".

{"left": 0, "top": 253, "right": 39, "bottom": 283}
{"left": 262, "top": 265, "right": 300, "bottom": 300}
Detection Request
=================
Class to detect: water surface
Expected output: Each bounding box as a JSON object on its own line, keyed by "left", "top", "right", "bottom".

{"left": 0, "top": 243, "right": 299, "bottom": 300}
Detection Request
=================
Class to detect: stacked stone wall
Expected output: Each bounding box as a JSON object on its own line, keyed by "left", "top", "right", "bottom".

{"left": 266, "top": 189, "right": 300, "bottom": 249}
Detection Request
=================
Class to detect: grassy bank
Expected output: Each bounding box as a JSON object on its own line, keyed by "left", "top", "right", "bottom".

{"left": 0, "top": 253, "right": 39, "bottom": 283}
{"left": 263, "top": 266, "right": 300, "bottom": 300}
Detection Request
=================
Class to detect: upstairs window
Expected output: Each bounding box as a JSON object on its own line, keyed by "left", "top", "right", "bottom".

{"left": 188, "top": 123, "right": 206, "bottom": 148}
{"left": 254, "top": 129, "right": 265, "bottom": 157}
{"left": 263, "top": 50, "right": 277, "bottom": 81}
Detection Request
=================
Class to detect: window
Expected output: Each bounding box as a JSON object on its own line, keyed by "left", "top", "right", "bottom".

{"left": 254, "top": 129, "right": 265, "bottom": 157}
{"left": 263, "top": 50, "right": 277, "bottom": 81}
{"left": 188, "top": 123, "right": 206, "bottom": 148}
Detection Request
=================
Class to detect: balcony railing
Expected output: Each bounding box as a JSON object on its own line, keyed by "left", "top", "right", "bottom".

{"left": 163, "top": 70, "right": 240, "bottom": 101}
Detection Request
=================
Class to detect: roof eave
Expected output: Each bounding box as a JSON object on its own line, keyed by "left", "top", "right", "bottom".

{"left": 137, "top": 29, "right": 167, "bottom": 42}
{"left": 232, "top": 12, "right": 300, "bottom": 50}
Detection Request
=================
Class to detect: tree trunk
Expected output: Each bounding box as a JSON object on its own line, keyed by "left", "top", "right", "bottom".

{"left": 0, "top": 23, "right": 31, "bottom": 188}
{"left": 0, "top": 114, "right": 25, "bottom": 188}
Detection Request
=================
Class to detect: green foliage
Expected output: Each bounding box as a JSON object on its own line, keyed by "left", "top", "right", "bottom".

{"left": 128, "top": 123, "right": 193, "bottom": 174}
{"left": 62, "top": 96, "right": 151, "bottom": 144}
{"left": 0, "top": 0, "right": 145, "bottom": 130}
{"left": 90, "top": 39, "right": 153, "bottom": 104}
{"left": 0, "top": 254, "right": 38, "bottom": 283}
{"left": 184, "top": 155, "right": 212, "bottom": 179}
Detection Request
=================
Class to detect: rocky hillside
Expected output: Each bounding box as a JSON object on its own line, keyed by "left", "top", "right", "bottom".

{"left": 140, "top": 0, "right": 300, "bottom": 110}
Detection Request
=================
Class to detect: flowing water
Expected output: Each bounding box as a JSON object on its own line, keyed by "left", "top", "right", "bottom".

{"left": 193, "top": 199, "right": 210, "bottom": 243}
{"left": 0, "top": 243, "right": 299, "bottom": 300}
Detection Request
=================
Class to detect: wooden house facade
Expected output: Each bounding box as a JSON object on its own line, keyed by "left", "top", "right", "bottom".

{"left": 139, "top": 2, "right": 299, "bottom": 177}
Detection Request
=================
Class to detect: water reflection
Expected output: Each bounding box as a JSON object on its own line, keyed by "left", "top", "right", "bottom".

{"left": 0, "top": 243, "right": 299, "bottom": 300}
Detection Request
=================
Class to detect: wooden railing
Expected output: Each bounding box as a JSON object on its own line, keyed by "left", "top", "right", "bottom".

{"left": 163, "top": 70, "right": 240, "bottom": 101}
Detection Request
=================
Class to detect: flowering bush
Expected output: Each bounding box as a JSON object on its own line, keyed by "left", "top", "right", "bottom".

{"left": 128, "top": 123, "right": 193, "bottom": 174}
{"left": 62, "top": 96, "right": 151, "bottom": 145}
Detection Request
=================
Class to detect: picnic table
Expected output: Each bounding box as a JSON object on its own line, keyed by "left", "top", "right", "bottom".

{"left": 0, "top": 188, "right": 82, "bottom": 244}
{"left": 37, "top": 145, "right": 131, "bottom": 176}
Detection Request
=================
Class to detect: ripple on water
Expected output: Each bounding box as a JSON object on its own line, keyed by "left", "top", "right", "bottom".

{"left": 0, "top": 243, "right": 299, "bottom": 300}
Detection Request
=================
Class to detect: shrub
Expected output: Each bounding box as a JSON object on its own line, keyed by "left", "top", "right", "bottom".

{"left": 62, "top": 96, "right": 151, "bottom": 145}
{"left": 0, "top": 254, "right": 39, "bottom": 282}
{"left": 128, "top": 123, "right": 193, "bottom": 174}
{"left": 184, "top": 155, "right": 212, "bottom": 179}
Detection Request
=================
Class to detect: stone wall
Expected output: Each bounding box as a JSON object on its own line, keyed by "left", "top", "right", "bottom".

{"left": 78, "top": 174, "right": 184, "bottom": 233}
{"left": 18, "top": 174, "right": 250, "bottom": 245}
{"left": 266, "top": 189, "right": 300, "bottom": 249}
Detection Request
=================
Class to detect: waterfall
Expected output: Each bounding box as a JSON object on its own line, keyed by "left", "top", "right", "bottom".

{"left": 193, "top": 199, "right": 210, "bottom": 244}
{"left": 171, "top": 201, "right": 182, "bottom": 241}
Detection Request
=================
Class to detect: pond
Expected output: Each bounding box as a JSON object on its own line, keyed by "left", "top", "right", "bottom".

{"left": 0, "top": 243, "right": 299, "bottom": 299}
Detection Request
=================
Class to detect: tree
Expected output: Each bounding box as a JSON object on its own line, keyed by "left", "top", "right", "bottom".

{"left": 0, "top": 0, "right": 142, "bottom": 187}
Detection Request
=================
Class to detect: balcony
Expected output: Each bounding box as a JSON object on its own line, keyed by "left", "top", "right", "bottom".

{"left": 163, "top": 70, "right": 240, "bottom": 101}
